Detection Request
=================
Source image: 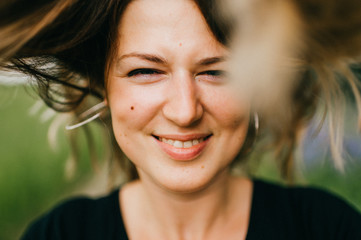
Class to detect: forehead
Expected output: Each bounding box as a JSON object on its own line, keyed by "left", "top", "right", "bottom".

{"left": 120, "top": 0, "right": 201, "bottom": 26}
{"left": 116, "top": 0, "right": 224, "bottom": 55}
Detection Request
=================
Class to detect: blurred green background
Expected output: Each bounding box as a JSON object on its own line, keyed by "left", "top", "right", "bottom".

{"left": 1, "top": 83, "right": 361, "bottom": 240}
{"left": 0, "top": 83, "right": 108, "bottom": 240}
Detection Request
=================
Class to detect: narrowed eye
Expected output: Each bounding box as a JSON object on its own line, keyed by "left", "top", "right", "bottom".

{"left": 125, "top": 68, "right": 165, "bottom": 83}
{"left": 127, "top": 68, "right": 162, "bottom": 77}
{"left": 201, "top": 70, "right": 225, "bottom": 76}
{"left": 196, "top": 70, "right": 227, "bottom": 83}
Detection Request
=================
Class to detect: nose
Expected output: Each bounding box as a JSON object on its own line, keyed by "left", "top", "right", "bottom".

{"left": 162, "top": 72, "right": 203, "bottom": 127}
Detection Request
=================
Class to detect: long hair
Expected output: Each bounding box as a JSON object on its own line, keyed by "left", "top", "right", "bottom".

{"left": 222, "top": 0, "right": 361, "bottom": 179}
{"left": 1, "top": 0, "right": 361, "bottom": 182}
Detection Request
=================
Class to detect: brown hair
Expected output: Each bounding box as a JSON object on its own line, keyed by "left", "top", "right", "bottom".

{"left": 219, "top": 0, "right": 361, "bottom": 180}
{"left": 276, "top": 0, "right": 361, "bottom": 178}
{"left": 1, "top": 0, "right": 361, "bottom": 182}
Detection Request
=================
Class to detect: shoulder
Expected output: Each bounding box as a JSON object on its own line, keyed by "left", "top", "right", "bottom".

{"left": 253, "top": 179, "right": 361, "bottom": 216}
{"left": 253, "top": 179, "right": 357, "bottom": 208}
{"left": 21, "top": 189, "right": 123, "bottom": 240}
{"left": 248, "top": 179, "right": 361, "bottom": 240}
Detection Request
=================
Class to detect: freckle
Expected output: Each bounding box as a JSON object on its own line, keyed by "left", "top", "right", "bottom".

{"left": 201, "top": 165, "right": 204, "bottom": 169}
{"left": 130, "top": 106, "right": 134, "bottom": 110}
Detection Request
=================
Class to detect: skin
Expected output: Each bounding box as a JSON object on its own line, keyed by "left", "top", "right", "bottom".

{"left": 106, "top": 0, "right": 253, "bottom": 239}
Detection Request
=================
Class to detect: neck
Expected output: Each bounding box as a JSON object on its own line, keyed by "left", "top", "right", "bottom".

{"left": 121, "top": 171, "right": 252, "bottom": 240}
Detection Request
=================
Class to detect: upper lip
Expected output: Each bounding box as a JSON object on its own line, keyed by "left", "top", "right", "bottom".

{"left": 153, "top": 133, "right": 212, "bottom": 141}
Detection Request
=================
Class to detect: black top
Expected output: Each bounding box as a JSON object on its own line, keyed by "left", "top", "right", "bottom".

{"left": 21, "top": 179, "right": 361, "bottom": 240}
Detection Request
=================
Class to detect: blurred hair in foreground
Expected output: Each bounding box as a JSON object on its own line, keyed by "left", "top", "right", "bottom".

{"left": 220, "top": 0, "right": 361, "bottom": 178}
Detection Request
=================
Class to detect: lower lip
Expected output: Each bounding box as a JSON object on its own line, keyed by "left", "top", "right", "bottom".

{"left": 155, "top": 137, "right": 210, "bottom": 161}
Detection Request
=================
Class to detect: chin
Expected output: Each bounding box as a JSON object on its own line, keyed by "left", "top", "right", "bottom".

{"left": 144, "top": 166, "right": 229, "bottom": 195}
{"left": 161, "top": 179, "right": 210, "bottom": 194}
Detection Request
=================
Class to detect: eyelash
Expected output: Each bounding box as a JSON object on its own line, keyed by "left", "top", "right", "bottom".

{"left": 199, "top": 70, "right": 224, "bottom": 77}
{"left": 127, "top": 69, "right": 224, "bottom": 76}
{"left": 196, "top": 70, "right": 226, "bottom": 83}
{"left": 126, "top": 68, "right": 226, "bottom": 83}
{"left": 127, "top": 68, "right": 162, "bottom": 77}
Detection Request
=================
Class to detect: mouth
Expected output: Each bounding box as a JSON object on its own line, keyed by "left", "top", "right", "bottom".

{"left": 152, "top": 134, "right": 212, "bottom": 161}
{"left": 153, "top": 135, "right": 212, "bottom": 148}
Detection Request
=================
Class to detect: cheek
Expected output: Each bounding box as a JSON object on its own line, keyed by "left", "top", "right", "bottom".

{"left": 201, "top": 86, "right": 250, "bottom": 128}
{"left": 107, "top": 82, "right": 164, "bottom": 136}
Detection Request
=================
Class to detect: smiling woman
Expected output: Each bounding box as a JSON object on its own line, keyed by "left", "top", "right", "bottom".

{"left": 107, "top": 0, "right": 249, "bottom": 196}
{"left": 1, "top": 0, "right": 361, "bottom": 239}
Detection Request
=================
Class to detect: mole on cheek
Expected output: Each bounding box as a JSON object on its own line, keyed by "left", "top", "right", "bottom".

{"left": 130, "top": 106, "right": 134, "bottom": 110}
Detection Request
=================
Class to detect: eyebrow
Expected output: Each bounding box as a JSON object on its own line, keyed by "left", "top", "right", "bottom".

{"left": 117, "top": 53, "right": 167, "bottom": 64}
{"left": 196, "top": 56, "right": 226, "bottom": 66}
{"left": 117, "top": 52, "right": 226, "bottom": 66}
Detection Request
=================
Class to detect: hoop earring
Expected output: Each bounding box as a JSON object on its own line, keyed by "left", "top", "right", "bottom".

{"left": 65, "top": 101, "right": 108, "bottom": 130}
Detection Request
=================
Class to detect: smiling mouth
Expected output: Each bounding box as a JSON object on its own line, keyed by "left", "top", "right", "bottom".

{"left": 153, "top": 134, "right": 212, "bottom": 161}
{"left": 153, "top": 135, "right": 211, "bottom": 148}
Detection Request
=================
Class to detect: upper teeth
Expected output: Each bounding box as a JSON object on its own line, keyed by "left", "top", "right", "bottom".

{"left": 159, "top": 137, "right": 204, "bottom": 148}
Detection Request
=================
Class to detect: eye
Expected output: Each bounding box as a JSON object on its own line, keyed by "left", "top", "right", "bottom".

{"left": 127, "top": 68, "right": 162, "bottom": 77}
{"left": 202, "top": 70, "right": 225, "bottom": 76}
{"left": 196, "top": 70, "right": 227, "bottom": 83}
{"left": 126, "top": 68, "right": 165, "bottom": 83}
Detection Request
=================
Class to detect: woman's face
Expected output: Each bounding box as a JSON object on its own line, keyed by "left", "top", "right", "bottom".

{"left": 107, "top": 0, "right": 250, "bottom": 192}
